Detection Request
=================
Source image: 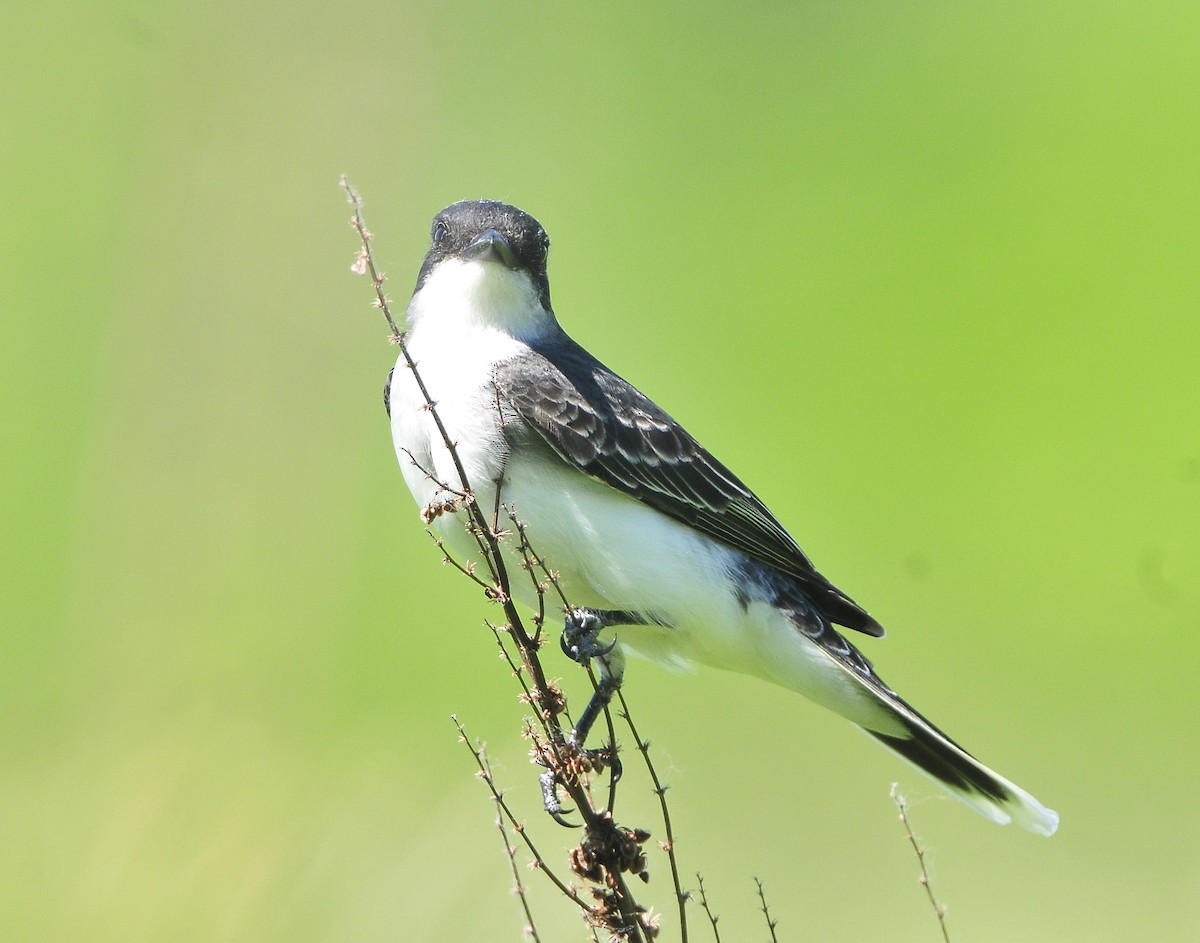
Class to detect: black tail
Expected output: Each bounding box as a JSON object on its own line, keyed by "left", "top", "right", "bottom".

{"left": 861, "top": 702, "right": 1058, "bottom": 835}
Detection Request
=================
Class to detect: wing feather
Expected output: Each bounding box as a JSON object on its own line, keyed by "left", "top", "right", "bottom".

{"left": 496, "top": 340, "right": 883, "bottom": 636}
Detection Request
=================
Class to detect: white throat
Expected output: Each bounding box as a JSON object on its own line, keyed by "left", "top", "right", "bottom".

{"left": 407, "top": 258, "right": 556, "bottom": 343}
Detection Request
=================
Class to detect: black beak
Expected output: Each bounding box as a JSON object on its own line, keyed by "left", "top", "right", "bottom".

{"left": 464, "top": 229, "right": 518, "bottom": 268}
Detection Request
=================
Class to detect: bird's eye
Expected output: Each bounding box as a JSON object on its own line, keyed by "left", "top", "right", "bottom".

{"left": 432, "top": 221, "right": 450, "bottom": 243}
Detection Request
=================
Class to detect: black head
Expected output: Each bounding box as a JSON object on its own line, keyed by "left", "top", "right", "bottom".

{"left": 414, "top": 200, "right": 552, "bottom": 308}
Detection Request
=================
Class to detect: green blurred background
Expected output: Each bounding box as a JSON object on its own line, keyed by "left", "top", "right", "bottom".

{"left": 4, "top": 2, "right": 1198, "bottom": 940}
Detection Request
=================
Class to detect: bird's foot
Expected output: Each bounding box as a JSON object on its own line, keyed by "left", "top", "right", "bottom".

{"left": 538, "top": 740, "right": 622, "bottom": 827}
{"left": 560, "top": 607, "right": 624, "bottom": 664}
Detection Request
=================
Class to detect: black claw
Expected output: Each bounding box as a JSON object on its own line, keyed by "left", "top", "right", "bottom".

{"left": 559, "top": 628, "right": 579, "bottom": 661}
{"left": 539, "top": 770, "right": 579, "bottom": 827}
{"left": 608, "top": 750, "right": 624, "bottom": 785}
{"left": 560, "top": 609, "right": 620, "bottom": 664}
{"left": 560, "top": 632, "right": 617, "bottom": 664}
{"left": 594, "top": 636, "right": 618, "bottom": 657}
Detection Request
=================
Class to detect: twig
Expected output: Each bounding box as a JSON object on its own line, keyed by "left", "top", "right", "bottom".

{"left": 341, "top": 176, "right": 403, "bottom": 339}
{"left": 695, "top": 875, "right": 721, "bottom": 943}
{"left": 482, "top": 743, "right": 544, "bottom": 943}
{"left": 454, "top": 716, "right": 595, "bottom": 912}
{"left": 892, "top": 784, "right": 951, "bottom": 943}
{"left": 507, "top": 510, "right": 572, "bottom": 612}
{"left": 485, "top": 620, "right": 566, "bottom": 745}
{"left": 753, "top": 878, "right": 779, "bottom": 943}
{"left": 617, "top": 686, "right": 688, "bottom": 942}
{"left": 345, "top": 184, "right": 563, "bottom": 725}
{"left": 506, "top": 512, "right": 551, "bottom": 645}
{"left": 427, "top": 530, "right": 494, "bottom": 592}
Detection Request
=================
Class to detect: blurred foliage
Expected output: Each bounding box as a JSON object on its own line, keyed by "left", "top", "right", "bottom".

{"left": 2, "top": 2, "right": 1198, "bottom": 940}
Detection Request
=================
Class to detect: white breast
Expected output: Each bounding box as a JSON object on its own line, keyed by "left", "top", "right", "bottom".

{"left": 389, "top": 334, "right": 522, "bottom": 515}
{"left": 388, "top": 255, "right": 548, "bottom": 553}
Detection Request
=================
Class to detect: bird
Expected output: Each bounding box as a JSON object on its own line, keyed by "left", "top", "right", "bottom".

{"left": 385, "top": 199, "right": 1058, "bottom": 836}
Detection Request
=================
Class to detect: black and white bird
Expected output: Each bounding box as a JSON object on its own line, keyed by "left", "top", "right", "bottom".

{"left": 385, "top": 199, "right": 1058, "bottom": 836}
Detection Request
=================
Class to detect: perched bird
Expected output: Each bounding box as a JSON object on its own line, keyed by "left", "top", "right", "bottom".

{"left": 385, "top": 199, "right": 1058, "bottom": 836}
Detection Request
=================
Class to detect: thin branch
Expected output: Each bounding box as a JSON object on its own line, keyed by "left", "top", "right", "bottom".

{"left": 508, "top": 510, "right": 572, "bottom": 612}
{"left": 341, "top": 175, "right": 403, "bottom": 338}
{"left": 616, "top": 686, "right": 688, "bottom": 942}
{"left": 753, "top": 878, "right": 779, "bottom": 943}
{"left": 397, "top": 446, "right": 469, "bottom": 501}
{"left": 427, "top": 530, "right": 494, "bottom": 592}
{"left": 892, "top": 784, "right": 951, "bottom": 943}
{"left": 506, "top": 511, "right": 552, "bottom": 645}
{"left": 345, "top": 182, "right": 554, "bottom": 696}
{"left": 483, "top": 747, "right": 544, "bottom": 943}
{"left": 695, "top": 875, "right": 721, "bottom": 943}
{"left": 486, "top": 620, "right": 563, "bottom": 746}
{"left": 454, "top": 715, "right": 595, "bottom": 912}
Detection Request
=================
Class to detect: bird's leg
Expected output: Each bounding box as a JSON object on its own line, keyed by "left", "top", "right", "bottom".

{"left": 540, "top": 609, "right": 651, "bottom": 822}
{"left": 560, "top": 607, "right": 644, "bottom": 776}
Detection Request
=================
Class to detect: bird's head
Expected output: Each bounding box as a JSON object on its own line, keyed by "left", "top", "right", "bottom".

{"left": 407, "top": 200, "right": 557, "bottom": 341}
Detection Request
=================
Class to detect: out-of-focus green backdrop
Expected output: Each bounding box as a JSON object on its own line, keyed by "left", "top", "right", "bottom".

{"left": 3, "top": 3, "right": 1198, "bottom": 940}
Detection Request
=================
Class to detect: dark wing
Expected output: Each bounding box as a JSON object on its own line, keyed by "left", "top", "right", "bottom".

{"left": 496, "top": 340, "right": 883, "bottom": 637}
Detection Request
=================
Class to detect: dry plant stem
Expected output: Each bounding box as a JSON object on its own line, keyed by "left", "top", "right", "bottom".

{"left": 617, "top": 686, "right": 688, "bottom": 942}
{"left": 487, "top": 621, "right": 543, "bottom": 721}
{"left": 427, "top": 531, "right": 495, "bottom": 592}
{"left": 892, "top": 785, "right": 951, "bottom": 943}
{"left": 694, "top": 875, "right": 721, "bottom": 943}
{"left": 508, "top": 512, "right": 572, "bottom": 611}
{"left": 488, "top": 620, "right": 579, "bottom": 754}
{"left": 340, "top": 176, "right": 402, "bottom": 338}
{"left": 753, "top": 878, "right": 779, "bottom": 943}
{"left": 509, "top": 509, "right": 626, "bottom": 824}
{"left": 454, "top": 716, "right": 594, "bottom": 911}
{"left": 507, "top": 508, "right": 629, "bottom": 779}
{"left": 431, "top": 469, "right": 650, "bottom": 932}
{"left": 342, "top": 178, "right": 566, "bottom": 740}
{"left": 345, "top": 179, "right": 655, "bottom": 942}
{"left": 484, "top": 746, "right": 544, "bottom": 943}
{"left": 508, "top": 514, "right": 552, "bottom": 646}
